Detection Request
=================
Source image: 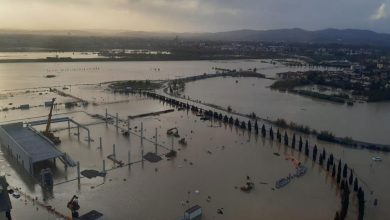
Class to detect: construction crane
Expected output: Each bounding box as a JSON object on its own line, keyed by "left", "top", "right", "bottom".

{"left": 42, "top": 98, "right": 61, "bottom": 145}
{"left": 46, "top": 98, "right": 55, "bottom": 133}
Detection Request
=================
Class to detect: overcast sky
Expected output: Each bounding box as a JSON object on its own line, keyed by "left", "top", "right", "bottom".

{"left": 0, "top": 0, "right": 389, "bottom": 33}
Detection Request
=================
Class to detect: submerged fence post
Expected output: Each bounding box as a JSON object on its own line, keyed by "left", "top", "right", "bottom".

{"left": 141, "top": 149, "right": 144, "bottom": 165}
{"left": 77, "top": 126, "right": 80, "bottom": 139}
{"left": 127, "top": 117, "right": 130, "bottom": 132}
{"left": 113, "top": 144, "right": 116, "bottom": 159}
{"left": 128, "top": 151, "right": 131, "bottom": 168}
{"left": 141, "top": 122, "right": 144, "bottom": 147}
{"left": 155, "top": 127, "right": 158, "bottom": 154}
{"left": 102, "top": 159, "right": 106, "bottom": 173}
{"left": 116, "top": 113, "right": 119, "bottom": 130}
{"left": 99, "top": 137, "right": 102, "bottom": 150}
{"left": 77, "top": 161, "right": 80, "bottom": 185}
{"left": 105, "top": 108, "right": 108, "bottom": 126}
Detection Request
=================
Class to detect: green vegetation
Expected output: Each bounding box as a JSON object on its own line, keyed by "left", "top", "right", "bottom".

{"left": 109, "top": 80, "right": 162, "bottom": 91}
{"left": 270, "top": 79, "right": 309, "bottom": 90}
{"left": 317, "top": 130, "right": 336, "bottom": 142}
{"left": 274, "top": 118, "right": 313, "bottom": 134}
{"left": 291, "top": 89, "right": 347, "bottom": 103}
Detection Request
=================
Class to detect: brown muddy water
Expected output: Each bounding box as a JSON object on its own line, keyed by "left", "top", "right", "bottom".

{"left": 0, "top": 60, "right": 386, "bottom": 220}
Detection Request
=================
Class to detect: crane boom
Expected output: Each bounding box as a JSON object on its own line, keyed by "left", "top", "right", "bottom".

{"left": 45, "top": 98, "right": 56, "bottom": 133}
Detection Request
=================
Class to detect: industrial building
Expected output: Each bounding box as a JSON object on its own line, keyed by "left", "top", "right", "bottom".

{"left": 0, "top": 122, "right": 64, "bottom": 175}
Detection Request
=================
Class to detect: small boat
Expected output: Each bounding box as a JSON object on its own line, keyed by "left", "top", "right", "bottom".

{"left": 275, "top": 178, "right": 290, "bottom": 189}
{"left": 372, "top": 156, "right": 382, "bottom": 161}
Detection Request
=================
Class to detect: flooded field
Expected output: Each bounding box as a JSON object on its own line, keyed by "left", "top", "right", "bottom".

{"left": 0, "top": 60, "right": 387, "bottom": 220}
{"left": 183, "top": 77, "right": 390, "bottom": 145}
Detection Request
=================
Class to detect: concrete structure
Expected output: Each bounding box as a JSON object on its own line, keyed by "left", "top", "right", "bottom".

{"left": 0, "top": 122, "right": 64, "bottom": 175}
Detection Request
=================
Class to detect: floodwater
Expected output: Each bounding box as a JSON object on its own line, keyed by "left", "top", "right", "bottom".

{"left": 0, "top": 59, "right": 322, "bottom": 91}
{"left": 0, "top": 60, "right": 388, "bottom": 220}
{"left": 184, "top": 77, "right": 390, "bottom": 145}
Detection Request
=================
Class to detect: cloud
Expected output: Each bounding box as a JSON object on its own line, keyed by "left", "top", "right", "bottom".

{"left": 0, "top": 0, "right": 388, "bottom": 32}
{"left": 371, "top": 3, "right": 387, "bottom": 20}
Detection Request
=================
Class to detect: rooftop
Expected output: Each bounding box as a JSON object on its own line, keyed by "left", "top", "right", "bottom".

{"left": 0, "top": 123, "right": 63, "bottom": 163}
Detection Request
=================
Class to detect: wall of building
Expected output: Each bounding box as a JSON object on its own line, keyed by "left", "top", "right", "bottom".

{"left": 0, "top": 123, "right": 32, "bottom": 174}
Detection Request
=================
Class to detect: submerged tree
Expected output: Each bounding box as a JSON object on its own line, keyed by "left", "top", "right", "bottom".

{"left": 326, "top": 158, "right": 331, "bottom": 171}
{"left": 349, "top": 170, "right": 354, "bottom": 185}
{"left": 322, "top": 148, "right": 326, "bottom": 160}
{"left": 332, "top": 165, "right": 336, "bottom": 177}
{"left": 337, "top": 161, "right": 342, "bottom": 184}
{"left": 357, "top": 188, "right": 365, "bottom": 220}
{"left": 223, "top": 115, "right": 229, "bottom": 123}
{"left": 241, "top": 121, "right": 247, "bottom": 130}
{"left": 329, "top": 154, "right": 334, "bottom": 165}
{"left": 270, "top": 127, "right": 274, "bottom": 140}
{"left": 277, "top": 129, "right": 281, "bottom": 143}
{"left": 343, "top": 164, "right": 348, "bottom": 178}
{"left": 305, "top": 140, "right": 309, "bottom": 156}
{"left": 234, "top": 118, "right": 240, "bottom": 127}
{"left": 284, "top": 131, "right": 289, "bottom": 146}
{"left": 247, "top": 120, "right": 252, "bottom": 131}
{"left": 261, "top": 125, "right": 266, "bottom": 137}
{"left": 229, "top": 116, "right": 234, "bottom": 124}
{"left": 292, "top": 133, "right": 296, "bottom": 149}
{"left": 313, "top": 144, "right": 318, "bottom": 161}
{"left": 340, "top": 181, "right": 350, "bottom": 219}
{"left": 353, "top": 177, "right": 359, "bottom": 192}
{"left": 254, "top": 120, "right": 259, "bottom": 134}
{"left": 319, "top": 154, "right": 323, "bottom": 166}
{"left": 299, "top": 136, "right": 303, "bottom": 152}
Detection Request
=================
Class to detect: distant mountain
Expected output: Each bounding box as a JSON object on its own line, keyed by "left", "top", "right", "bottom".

{"left": 179, "top": 28, "right": 390, "bottom": 46}
{"left": 1, "top": 28, "right": 390, "bottom": 48}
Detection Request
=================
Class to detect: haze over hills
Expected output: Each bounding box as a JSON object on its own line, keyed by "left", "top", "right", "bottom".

{"left": 1, "top": 28, "right": 390, "bottom": 50}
